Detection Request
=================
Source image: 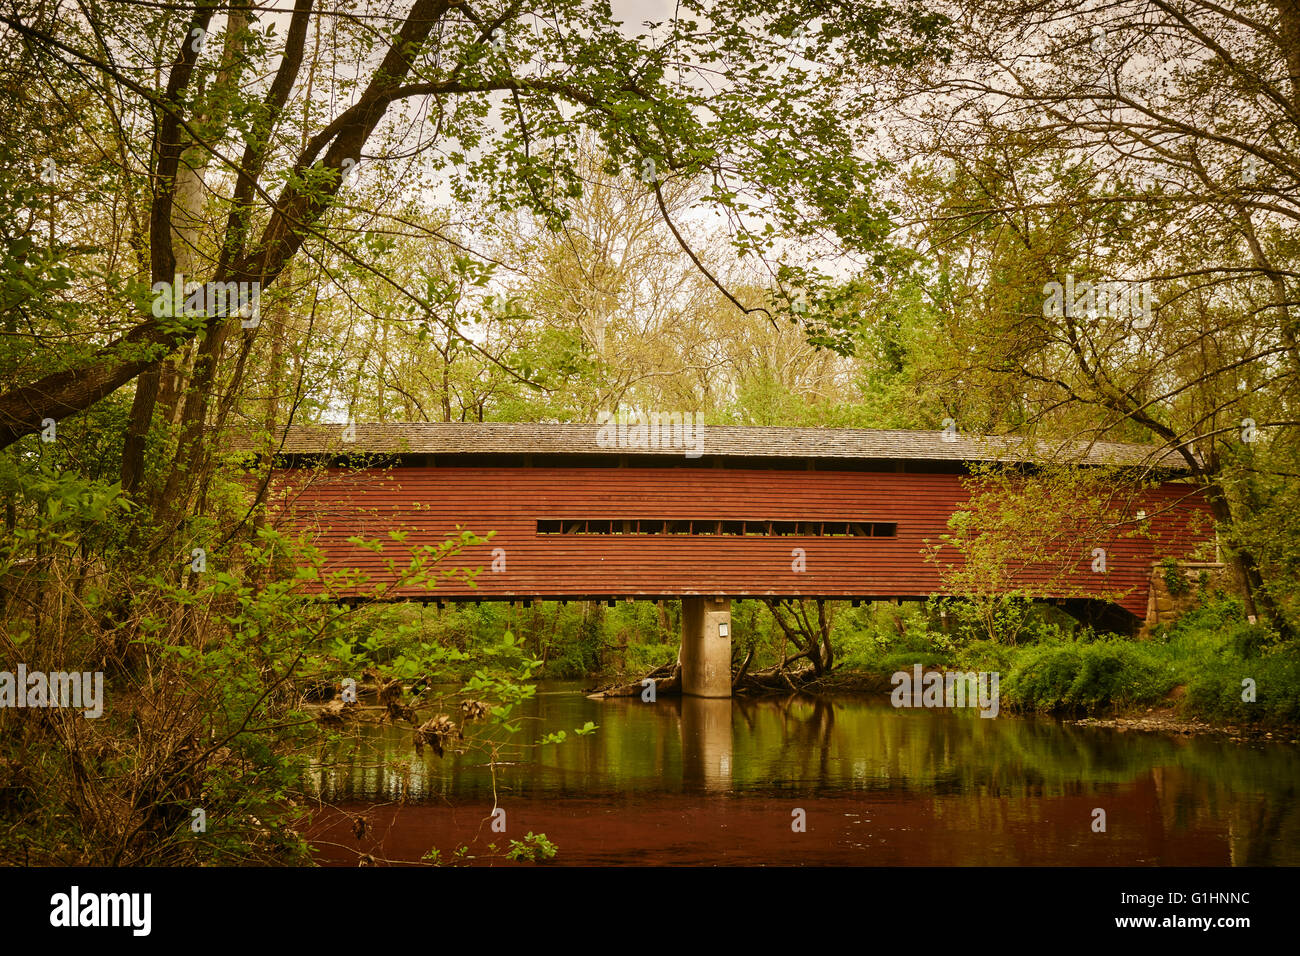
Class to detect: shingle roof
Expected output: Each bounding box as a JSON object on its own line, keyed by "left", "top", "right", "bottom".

{"left": 229, "top": 422, "right": 1192, "bottom": 471}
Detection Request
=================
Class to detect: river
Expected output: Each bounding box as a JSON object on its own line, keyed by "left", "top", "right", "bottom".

{"left": 303, "top": 680, "right": 1300, "bottom": 865}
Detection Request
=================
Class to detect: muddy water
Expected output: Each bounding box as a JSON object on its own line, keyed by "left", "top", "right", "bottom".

{"left": 303, "top": 681, "right": 1300, "bottom": 866}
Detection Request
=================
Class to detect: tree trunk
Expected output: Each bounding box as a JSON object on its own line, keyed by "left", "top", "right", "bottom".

{"left": 0, "top": 0, "right": 449, "bottom": 452}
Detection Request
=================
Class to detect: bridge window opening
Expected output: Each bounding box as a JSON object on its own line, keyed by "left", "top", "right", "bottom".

{"left": 536, "top": 520, "right": 898, "bottom": 537}
{"left": 849, "top": 522, "right": 897, "bottom": 537}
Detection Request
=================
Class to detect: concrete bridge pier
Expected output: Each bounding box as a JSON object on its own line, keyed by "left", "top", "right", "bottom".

{"left": 680, "top": 596, "right": 732, "bottom": 697}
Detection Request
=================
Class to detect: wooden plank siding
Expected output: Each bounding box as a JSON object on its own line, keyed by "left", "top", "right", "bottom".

{"left": 266, "top": 464, "right": 1216, "bottom": 617}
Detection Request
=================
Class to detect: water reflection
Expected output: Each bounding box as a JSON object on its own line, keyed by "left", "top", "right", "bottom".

{"left": 681, "top": 696, "right": 732, "bottom": 791}
{"left": 305, "top": 681, "right": 1300, "bottom": 865}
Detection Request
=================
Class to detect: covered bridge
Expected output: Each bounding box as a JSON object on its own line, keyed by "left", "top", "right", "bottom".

{"left": 243, "top": 422, "right": 1215, "bottom": 695}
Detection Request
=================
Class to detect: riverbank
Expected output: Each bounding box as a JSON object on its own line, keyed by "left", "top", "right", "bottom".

{"left": 819, "top": 598, "right": 1300, "bottom": 732}
{"left": 312, "top": 672, "right": 1300, "bottom": 743}
{"left": 810, "top": 670, "right": 1300, "bottom": 740}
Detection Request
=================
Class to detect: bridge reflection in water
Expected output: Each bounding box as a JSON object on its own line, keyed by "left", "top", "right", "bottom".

{"left": 303, "top": 682, "right": 1300, "bottom": 866}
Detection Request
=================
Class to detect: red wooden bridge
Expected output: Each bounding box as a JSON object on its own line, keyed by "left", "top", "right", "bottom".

{"left": 247, "top": 423, "right": 1215, "bottom": 695}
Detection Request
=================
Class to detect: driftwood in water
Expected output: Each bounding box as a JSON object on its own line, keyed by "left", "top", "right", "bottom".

{"left": 588, "top": 654, "right": 825, "bottom": 699}
{"left": 588, "top": 661, "right": 680, "bottom": 698}
{"left": 734, "top": 662, "right": 821, "bottom": 695}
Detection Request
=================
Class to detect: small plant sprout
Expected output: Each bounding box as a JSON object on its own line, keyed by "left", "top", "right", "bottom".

{"left": 505, "top": 832, "right": 556, "bottom": 862}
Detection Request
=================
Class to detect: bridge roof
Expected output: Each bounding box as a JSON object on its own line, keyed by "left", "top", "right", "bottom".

{"left": 241, "top": 422, "right": 1191, "bottom": 471}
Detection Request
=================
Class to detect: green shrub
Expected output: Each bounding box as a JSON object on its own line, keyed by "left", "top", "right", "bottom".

{"left": 1071, "top": 641, "right": 1175, "bottom": 707}
{"left": 1003, "top": 643, "right": 1083, "bottom": 711}
{"left": 1003, "top": 639, "right": 1173, "bottom": 712}
{"left": 1168, "top": 594, "right": 1247, "bottom": 635}
{"left": 951, "top": 639, "right": 1016, "bottom": 674}
{"left": 1225, "top": 620, "right": 1274, "bottom": 659}
{"left": 622, "top": 642, "right": 677, "bottom": 676}
{"left": 1181, "top": 642, "right": 1300, "bottom": 723}
{"left": 506, "top": 832, "right": 558, "bottom": 862}
{"left": 874, "top": 649, "right": 951, "bottom": 673}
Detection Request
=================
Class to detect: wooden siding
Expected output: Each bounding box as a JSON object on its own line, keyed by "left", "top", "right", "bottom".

{"left": 269, "top": 466, "right": 1216, "bottom": 616}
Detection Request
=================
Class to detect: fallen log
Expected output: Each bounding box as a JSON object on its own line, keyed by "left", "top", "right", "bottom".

{"left": 588, "top": 662, "right": 680, "bottom": 699}
{"left": 588, "top": 656, "right": 824, "bottom": 699}
{"left": 735, "top": 662, "right": 821, "bottom": 695}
